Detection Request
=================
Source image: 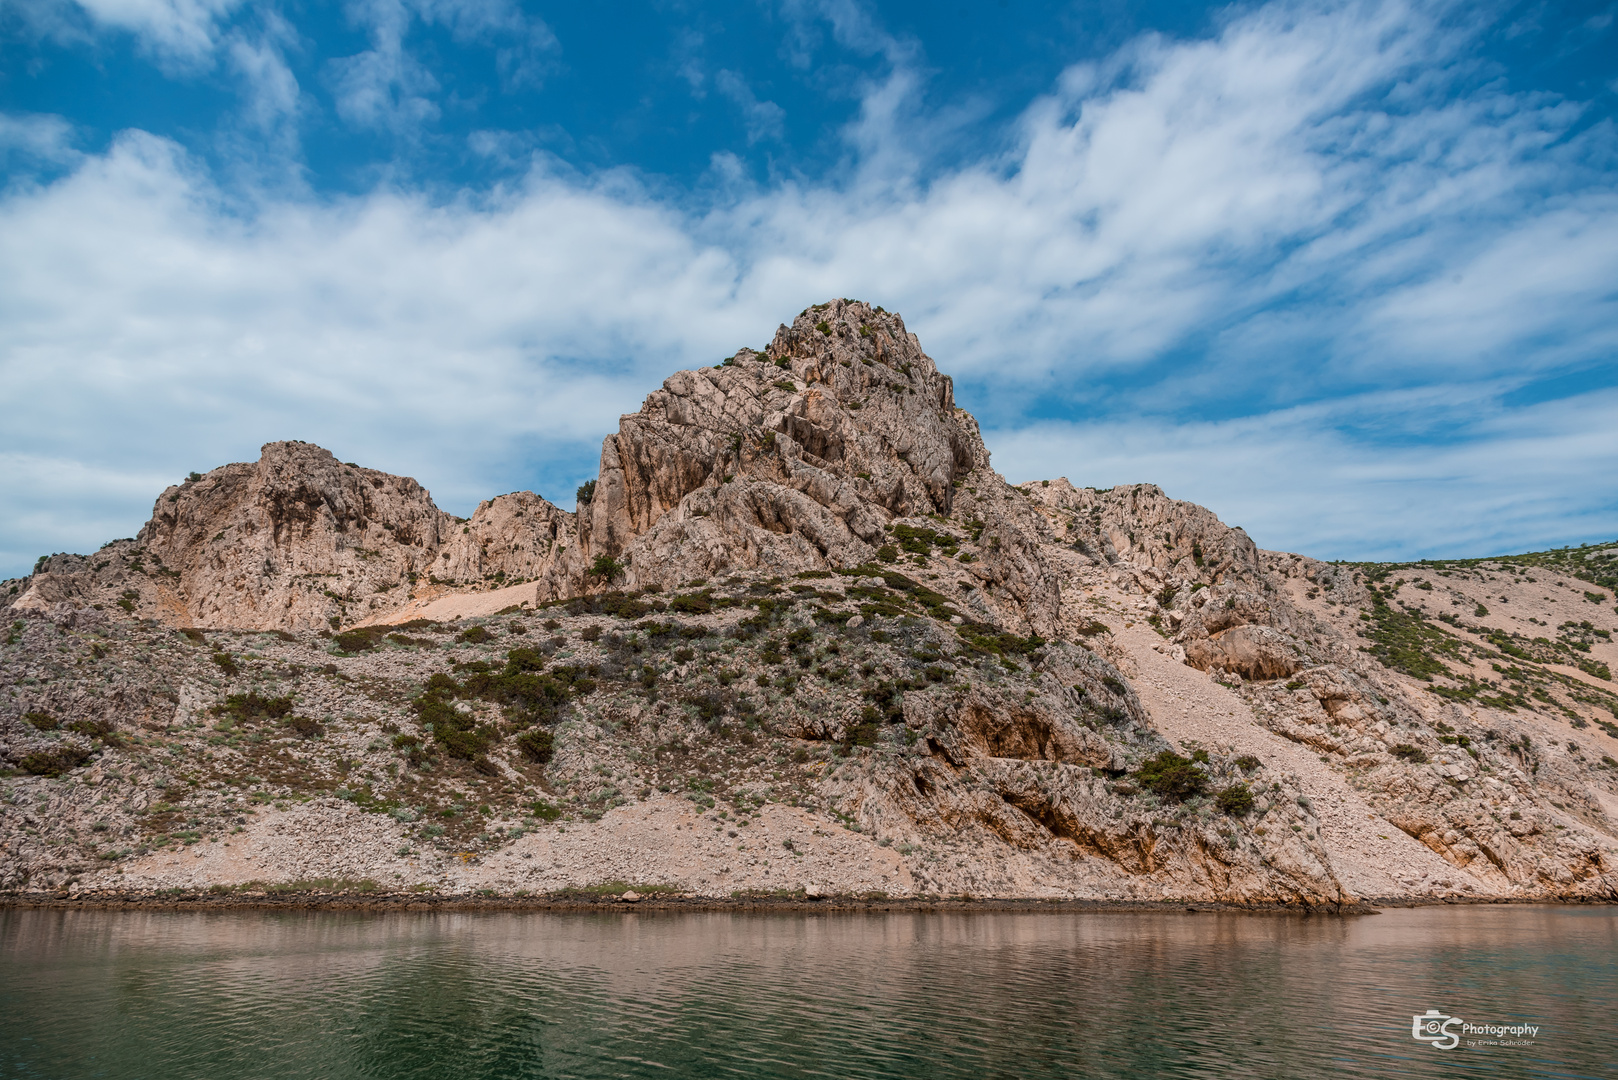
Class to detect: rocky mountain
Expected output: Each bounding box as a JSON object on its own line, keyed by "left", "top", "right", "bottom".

{"left": 3, "top": 300, "right": 1616, "bottom": 908}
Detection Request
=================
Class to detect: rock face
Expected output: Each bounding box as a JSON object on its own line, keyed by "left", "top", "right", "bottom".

{"left": 4, "top": 298, "right": 1617, "bottom": 906}
{"left": 431, "top": 491, "right": 576, "bottom": 601}
{"left": 114, "top": 442, "right": 577, "bottom": 631}
{"left": 577, "top": 299, "right": 1060, "bottom": 636}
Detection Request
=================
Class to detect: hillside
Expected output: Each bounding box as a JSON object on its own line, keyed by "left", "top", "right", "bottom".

{"left": 3, "top": 300, "right": 1615, "bottom": 907}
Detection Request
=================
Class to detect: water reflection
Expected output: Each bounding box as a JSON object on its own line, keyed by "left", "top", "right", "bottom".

{"left": 2, "top": 906, "right": 1613, "bottom": 1079}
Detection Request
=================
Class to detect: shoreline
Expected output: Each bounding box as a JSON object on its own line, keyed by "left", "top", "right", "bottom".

{"left": 3, "top": 889, "right": 1612, "bottom": 916}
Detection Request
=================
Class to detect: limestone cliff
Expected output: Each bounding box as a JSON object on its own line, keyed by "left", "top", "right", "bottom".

{"left": 565, "top": 300, "right": 1060, "bottom": 636}
{"left": 11, "top": 442, "right": 578, "bottom": 632}
{"left": 2, "top": 299, "right": 1616, "bottom": 907}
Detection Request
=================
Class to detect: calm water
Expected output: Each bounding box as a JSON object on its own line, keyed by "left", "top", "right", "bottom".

{"left": 2, "top": 906, "right": 1613, "bottom": 1079}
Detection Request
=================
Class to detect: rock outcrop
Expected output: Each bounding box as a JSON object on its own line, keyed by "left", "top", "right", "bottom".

{"left": 7, "top": 442, "right": 582, "bottom": 632}
{"left": 577, "top": 300, "right": 1060, "bottom": 636}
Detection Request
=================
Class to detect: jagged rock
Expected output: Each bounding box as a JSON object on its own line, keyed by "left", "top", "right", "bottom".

{"left": 1185, "top": 624, "right": 1302, "bottom": 681}
{"left": 576, "top": 300, "right": 1060, "bottom": 635}
{"left": 432, "top": 491, "right": 576, "bottom": 600}
{"left": 80, "top": 441, "right": 582, "bottom": 631}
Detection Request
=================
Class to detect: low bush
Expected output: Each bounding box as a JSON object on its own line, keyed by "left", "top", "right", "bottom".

{"left": 334, "top": 627, "right": 387, "bottom": 653}
{"left": 1216, "top": 783, "right": 1255, "bottom": 816}
{"left": 590, "top": 554, "right": 625, "bottom": 583}
{"left": 516, "top": 729, "right": 555, "bottom": 763}
{"left": 215, "top": 692, "right": 294, "bottom": 723}
{"left": 1132, "top": 750, "right": 1207, "bottom": 801}
{"left": 65, "top": 718, "right": 122, "bottom": 746}
{"left": 21, "top": 744, "right": 93, "bottom": 777}
{"left": 1392, "top": 743, "right": 1428, "bottom": 763}
{"left": 285, "top": 716, "right": 325, "bottom": 738}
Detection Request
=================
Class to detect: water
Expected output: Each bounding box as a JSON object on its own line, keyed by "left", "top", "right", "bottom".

{"left": 2, "top": 906, "right": 1613, "bottom": 1079}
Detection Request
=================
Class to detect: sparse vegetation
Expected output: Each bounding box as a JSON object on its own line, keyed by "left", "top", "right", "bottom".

{"left": 1132, "top": 751, "right": 1207, "bottom": 801}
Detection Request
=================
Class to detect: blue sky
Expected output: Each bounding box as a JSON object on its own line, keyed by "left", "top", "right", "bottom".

{"left": 2, "top": 0, "right": 1616, "bottom": 578}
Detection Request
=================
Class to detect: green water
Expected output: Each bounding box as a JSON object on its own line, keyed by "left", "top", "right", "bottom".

{"left": 2, "top": 906, "right": 1613, "bottom": 1079}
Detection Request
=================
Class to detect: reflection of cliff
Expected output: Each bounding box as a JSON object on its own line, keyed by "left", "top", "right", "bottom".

{"left": 6, "top": 908, "right": 1610, "bottom": 1078}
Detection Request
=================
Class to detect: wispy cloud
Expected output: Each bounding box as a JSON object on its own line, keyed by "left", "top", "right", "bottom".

{"left": 70, "top": 0, "right": 245, "bottom": 66}
{"left": 715, "top": 71, "right": 786, "bottom": 144}
{"left": 0, "top": 112, "right": 81, "bottom": 167}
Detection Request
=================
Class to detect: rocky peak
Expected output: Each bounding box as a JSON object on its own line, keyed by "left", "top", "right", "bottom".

{"left": 575, "top": 299, "right": 1058, "bottom": 632}
{"left": 124, "top": 442, "right": 577, "bottom": 630}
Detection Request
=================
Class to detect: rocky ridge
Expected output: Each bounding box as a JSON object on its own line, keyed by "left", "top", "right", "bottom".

{"left": 3, "top": 300, "right": 1616, "bottom": 907}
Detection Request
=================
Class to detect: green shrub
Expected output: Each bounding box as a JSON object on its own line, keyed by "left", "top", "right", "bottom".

{"left": 457, "top": 625, "right": 492, "bottom": 645}
{"left": 211, "top": 652, "right": 240, "bottom": 676}
{"left": 576, "top": 480, "right": 597, "bottom": 505}
{"left": 843, "top": 715, "right": 880, "bottom": 749}
{"left": 815, "top": 321, "right": 831, "bottom": 334}
{"left": 876, "top": 545, "right": 899, "bottom": 563}
{"left": 285, "top": 715, "right": 324, "bottom": 738}
{"left": 1392, "top": 743, "right": 1428, "bottom": 763}
{"left": 333, "top": 628, "right": 387, "bottom": 653}
{"left": 670, "top": 593, "right": 712, "bottom": 614}
{"left": 22, "top": 711, "right": 58, "bottom": 731}
{"left": 1233, "top": 754, "right": 1261, "bottom": 772}
{"left": 1216, "top": 783, "right": 1255, "bottom": 816}
{"left": 215, "top": 692, "right": 294, "bottom": 723}
{"left": 61, "top": 718, "right": 121, "bottom": 745}
{"left": 516, "top": 728, "right": 555, "bottom": 763}
{"left": 590, "top": 554, "right": 625, "bottom": 583}
{"left": 21, "top": 744, "right": 93, "bottom": 777}
{"left": 1132, "top": 750, "right": 1207, "bottom": 801}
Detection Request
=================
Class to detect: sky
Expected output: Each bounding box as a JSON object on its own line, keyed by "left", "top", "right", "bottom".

{"left": 1, "top": 0, "right": 1616, "bottom": 579}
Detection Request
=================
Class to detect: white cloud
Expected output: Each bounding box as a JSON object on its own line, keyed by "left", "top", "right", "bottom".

{"left": 225, "top": 13, "right": 301, "bottom": 136}
{"left": 328, "top": 0, "right": 440, "bottom": 132}
{"left": 715, "top": 71, "right": 786, "bottom": 144}
{"left": 325, "top": 0, "right": 557, "bottom": 133}
{"left": 0, "top": 112, "right": 81, "bottom": 167}
{"left": 2, "top": 0, "right": 1616, "bottom": 575}
{"left": 0, "top": 452, "right": 175, "bottom": 570}
{"left": 72, "top": 0, "right": 244, "bottom": 64}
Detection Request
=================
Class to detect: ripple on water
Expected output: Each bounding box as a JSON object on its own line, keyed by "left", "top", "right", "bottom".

{"left": 2, "top": 906, "right": 1614, "bottom": 1079}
